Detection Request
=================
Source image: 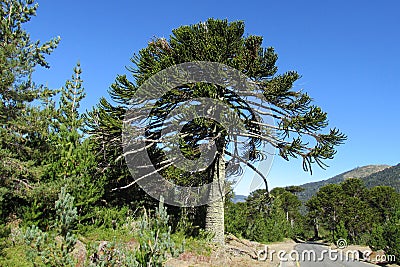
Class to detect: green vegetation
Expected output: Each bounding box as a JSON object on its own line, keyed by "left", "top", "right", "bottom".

{"left": 363, "top": 163, "right": 400, "bottom": 191}
{"left": 225, "top": 178, "right": 400, "bottom": 263}
{"left": 0, "top": 0, "right": 59, "bottom": 224}
{"left": 225, "top": 188, "right": 296, "bottom": 243}
{"left": 0, "top": 0, "right": 398, "bottom": 265}
{"left": 296, "top": 164, "right": 392, "bottom": 203}
{"left": 24, "top": 187, "right": 78, "bottom": 266}
{"left": 306, "top": 178, "right": 400, "bottom": 263}
{"left": 88, "top": 16, "right": 345, "bottom": 246}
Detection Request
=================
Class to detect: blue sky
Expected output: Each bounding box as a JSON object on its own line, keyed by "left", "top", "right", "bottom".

{"left": 27, "top": 0, "right": 400, "bottom": 195}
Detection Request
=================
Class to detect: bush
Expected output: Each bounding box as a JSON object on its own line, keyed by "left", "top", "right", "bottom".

{"left": 24, "top": 187, "right": 77, "bottom": 266}
{"left": 0, "top": 224, "right": 11, "bottom": 257}
{"left": 335, "top": 220, "right": 348, "bottom": 243}
{"left": 225, "top": 202, "right": 248, "bottom": 238}
{"left": 87, "top": 196, "right": 183, "bottom": 267}
{"left": 245, "top": 210, "right": 292, "bottom": 243}
{"left": 88, "top": 206, "right": 131, "bottom": 230}
{"left": 86, "top": 239, "right": 138, "bottom": 267}
{"left": 368, "top": 224, "right": 386, "bottom": 250}
{"left": 134, "top": 196, "right": 182, "bottom": 266}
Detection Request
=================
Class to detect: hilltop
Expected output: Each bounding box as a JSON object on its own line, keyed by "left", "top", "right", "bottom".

{"left": 296, "top": 164, "right": 396, "bottom": 203}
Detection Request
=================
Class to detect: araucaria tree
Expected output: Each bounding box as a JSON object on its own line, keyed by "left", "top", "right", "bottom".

{"left": 89, "top": 19, "right": 345, "bottom": 244}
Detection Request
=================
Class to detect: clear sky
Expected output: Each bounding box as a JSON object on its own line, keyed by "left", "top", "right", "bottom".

{"left": 27, "top": 0, "right": 400, "bottom": 195}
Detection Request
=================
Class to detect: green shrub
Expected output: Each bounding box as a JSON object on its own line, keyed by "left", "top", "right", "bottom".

{"left": 0, "top": 224, "right": 10, "bottom": 257}
{"left": 225, "top": 202, "right": 248, "bottom": 238}
{"left": 24, "top": 187, "right": 77, "bottom": 266}
{"left": 86, "top": 239, "right": 138, "bottom": 267}
{"left": 86, "top": 196, "right": 183, "bottom": 267}
{"left": 134, "top": 196, "right": 182, "bottom": 266}
{"left": 88, "top": 206, "right": 131, "bottom": 230}
{"left": 368, "top": 224, "right": 386, "bottom": 250}
{"left": 335, "top": 220, "right": 348, "bottom": 242}
{"left": 245, "top": 211, "right": 292, "bottom": 243}
{"left": 0, "top": 243, "right": 32, "bottom": 267}
{"left": 172, "top": 230, "right": 212, "bottom": 257}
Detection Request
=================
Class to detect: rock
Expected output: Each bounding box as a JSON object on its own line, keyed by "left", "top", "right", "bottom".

{"left": 72, "top": 239, "right": 87, "bottom": 267}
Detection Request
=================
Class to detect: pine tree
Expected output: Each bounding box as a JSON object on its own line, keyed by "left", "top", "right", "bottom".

{"left": 384, "top": 208, "right": 400, "bottom": 264}
{"left": 306, "top": 179, "right": 376, "bottom": 243}
{"left": 89, "top": 19, "right": 346, "bottom": 244}
{"left": 0, "top": 0, "right": 59, "bottom": 221}
{"left": 58, "top": 63, "right": 85, "bottom": 131}
{"left": 271, "top": 188, "right": 302, "bottom": 224}
{"left": 42, "top": 64, "right": 105, "bottom": 223}
{"left": 306, "top": 184, "right": 344, "bottom": 242}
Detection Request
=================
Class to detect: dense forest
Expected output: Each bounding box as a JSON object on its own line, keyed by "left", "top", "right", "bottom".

{"left": 227, "top": 179, "right": 400, "bottom": 252}
{"left": 296, "top": 164, "right": 400, "bottom": 202}
{"left": 0, "top": 1, "right": 399, "bottom": 266}
{"left": 363, "top": 163, "right": 400, "bottom": 190}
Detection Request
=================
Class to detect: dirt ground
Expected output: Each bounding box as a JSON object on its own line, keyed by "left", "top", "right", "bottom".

{"left": 165, "top": 234, "right": 297, "bottom": 267}
{"left": 166, "top": 236, "right": 400, "bottom": 267}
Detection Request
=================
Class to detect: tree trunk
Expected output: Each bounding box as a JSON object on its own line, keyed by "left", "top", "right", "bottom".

{"left": 205, "top": 152, "right": 225, "bottom": 245}
{"left": 313, "top": 218, "right": 319, "bottom": 239}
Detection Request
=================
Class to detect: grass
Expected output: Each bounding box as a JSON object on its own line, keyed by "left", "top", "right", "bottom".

{"left": 172, "top": 231, "right": 213, "bottom": 257}
{"left": 1, "top": 244, "right": 32, "bottom": 267}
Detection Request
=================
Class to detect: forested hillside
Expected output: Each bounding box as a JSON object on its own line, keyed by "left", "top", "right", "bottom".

{"left": 363, "top": 163, "right": 400, "bottom": 191}
{"left": 296, "top": 165, "right": 391, "bottom": 202}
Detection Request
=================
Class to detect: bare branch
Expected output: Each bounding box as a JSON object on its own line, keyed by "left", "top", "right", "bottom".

{"left": 225, "top": 150, "right": 269, "bottom": 192}
{"left": 111, "top": 159, "right": 176, "bottom": 191}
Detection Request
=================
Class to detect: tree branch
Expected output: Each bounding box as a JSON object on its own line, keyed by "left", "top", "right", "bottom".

{"left": 225, "top": 150, "right": 269, "bottom": 193}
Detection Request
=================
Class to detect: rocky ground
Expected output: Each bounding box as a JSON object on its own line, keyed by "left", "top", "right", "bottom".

{"left": 165, "top": 234, "right": 297, "bottom": 267}
{"left": 72, "top": 233, "right": 399, "bottom": 267}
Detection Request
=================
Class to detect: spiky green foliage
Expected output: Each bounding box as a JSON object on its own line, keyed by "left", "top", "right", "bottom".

{"left": 24, "top": 187, "right": 77, "bottom": 267}
{"left": 40, "top": 64, "right": 105, "bottom": 224}
{"left": 58, "top": 63, "right": 85, "bottom": 131}
{"left": 55, "top": 187, "right": 77, "bottom": 238}
{"left": 384, "top": 208, "right": 400, "bottom": 264}
{"left": 368, "top": 186, "right": 400, "bottom": 224}
{"left": 87, "top": 197, "right": 182, "bottom": 267}
{"left": 0, "top": 0, "right": 60, "bottom": 222}
{"left": 86, "top": 239, "right": 139, "bottom": 267}
{"left": 134, "top": 197, "right": 181, "bottom": 266}
{"left": 91, "top": 19, "right": 345, "bottom": 195}
{"left": 270, "top": 187, "right": 302, "bottom": 223}
{"left": 89, "top": 19, "right": 345, "bottom": 224}
{"left": 369, "top": 224, "right": 386, "bottom": 251}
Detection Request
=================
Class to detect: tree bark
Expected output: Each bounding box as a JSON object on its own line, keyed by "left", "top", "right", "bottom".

{"left": 313, "top": 218, "right": 319, "bottom": 239}
{"left": 205, "top": 152, "right": 225, "bottom": 245}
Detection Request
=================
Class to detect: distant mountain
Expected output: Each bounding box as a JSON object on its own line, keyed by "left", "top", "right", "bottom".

{"left": 296, "top": 164, "right": 392, "bottom": 203}
{"left": 232, "top": 194, "right": 247, "bottom": 203}
{"left": 363, "top": 163, "right": 400, "bottom": 191}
